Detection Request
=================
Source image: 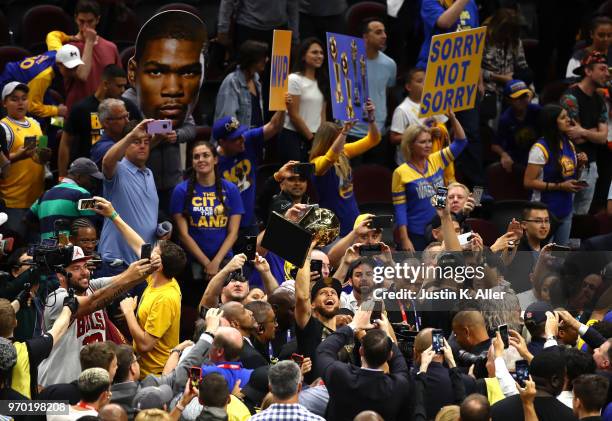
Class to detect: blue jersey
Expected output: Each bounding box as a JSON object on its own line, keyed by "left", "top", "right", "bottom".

{"left": 529, "top": 138, "right": 577, "bottom": 219}
{"left": 313, "top": 165, "right": 359, "bottom": 237}
{"left": 218, "top": 127, "right": 264, "bottom": 227}
{"left": 392, "top": 138, "right": 467, "bottom": 235}
{"left": 417, "top": 0, "right": 479, "bottom": 69}
{"left": 0, "top": 51, "right": 57, "bottom": 87}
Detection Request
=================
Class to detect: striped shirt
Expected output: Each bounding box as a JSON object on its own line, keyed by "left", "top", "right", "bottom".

{"left": 248, "top": 403, "right": 325, "bottom": 421}
{"left": 28, "top": 179, "right": 96, "bottom": 239}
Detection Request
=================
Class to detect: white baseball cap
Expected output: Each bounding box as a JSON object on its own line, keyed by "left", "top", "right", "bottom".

{"left": 56, "top": 44, "right": 84, "bottom": 69}
{"left": 0, "top": 212, "right": 7, "bottom": 227}
{"left": 70, "top": 246, "right": 92, "bottom": 263}
{"left": 1, "top": 81, "right": 29, "bottom": 101}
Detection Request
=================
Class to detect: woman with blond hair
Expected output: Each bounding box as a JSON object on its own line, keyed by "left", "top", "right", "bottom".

{"left": 310, "top": 99, "right": 380, "bottom": 236}
{"left": 134, "top": 409, "right": 171, "bottom": 421}
{"left": 392, "top": 112, "right": 468, "bottom": 251}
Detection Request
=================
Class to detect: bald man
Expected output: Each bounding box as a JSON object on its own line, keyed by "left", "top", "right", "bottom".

{"left": 98, "top": 403, "right": 128, "bottom": 421}
{"left": 221, "top": 302, "right": 268, "bottom": 369}
{"left": 353, "top": 410, "right": 384, "bottom": 421}
{"left": 460, "top": 394, "right": 490, "bottom": 421}
{"left": 451, "top": 310, "right": 491, "bottom": 378}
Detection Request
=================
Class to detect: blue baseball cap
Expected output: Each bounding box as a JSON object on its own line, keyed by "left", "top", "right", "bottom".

{"left": 503, "top": 79, "right": 531, "bottom": 99}
{"left": 213, "top": 116, "right": 248, "bottom": 141}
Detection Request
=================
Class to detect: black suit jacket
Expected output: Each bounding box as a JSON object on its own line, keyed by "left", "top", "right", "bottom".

{"left": 240, "top": 337, "right": 268, "bottom": 369}
{"left": 316, "top": 326, "right": 411, "bottom": 421}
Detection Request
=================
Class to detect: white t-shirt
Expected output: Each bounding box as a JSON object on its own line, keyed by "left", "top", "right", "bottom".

{"left": 527, "top": 145, "right": 547, "bottom": 202}
{"left": 38, "top": 277, "right": 113, "bottom": 386}
{"left": 284, "top": 73, "right": 324, "bottom": 134}
{"left": 390, "top": 97, "right": 447, "bottom": 165}
{"left": 47, "top": 406, "right": 98, "bottom": 420}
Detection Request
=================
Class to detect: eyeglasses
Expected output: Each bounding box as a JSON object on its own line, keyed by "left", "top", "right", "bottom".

{"left": 523, "top": 219, "right": 550, "bottom": 225}
{"left": 106, "top": 113, "right": 129, "bottom": 121}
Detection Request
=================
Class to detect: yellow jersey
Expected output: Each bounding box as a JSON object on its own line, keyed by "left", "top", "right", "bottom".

{"left": 0, "top": 116, "right": 44, "bottom": 208}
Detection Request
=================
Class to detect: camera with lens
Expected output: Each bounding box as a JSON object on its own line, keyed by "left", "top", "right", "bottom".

{"left": 29, "top": 240, "right": 74, "bottom": 274}
{"left": 392, "top": 323, "right": 417, "bottom": 364}
{"left": 456, "top": 349, "right": 488, "bottom": 366}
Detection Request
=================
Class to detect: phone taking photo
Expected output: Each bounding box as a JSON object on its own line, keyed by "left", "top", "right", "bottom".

{"left": 291, "top": 353, "right": 305, "bottom": 367}
{"left": 140, "top": 243, "right": 152, "bottom": 260}
{"left": 472, "top": 186, "right": 484, "bottom": 207}
{"left": 369, "top": 215, "right": 394, "bottom": 229}
{"left": 77, "top": 198, "right": 97, "bottom": 210}
{"left": 515, "top": 359, "right": 529, "bottom": 387}
{"left": 433, "top": 187, "right": 448, "bottom": 209}
{"left": 147, "top": 119, "right": 173, "bottom": 135}
{"left": 310, "top": 259, "right": 323, "bottom": 275}
{"left": 432, "top": 329, "right": 444, "bottom": 354}
{"left": 499, "top": 324, "right": 509, "bottom": 349}
{"left": 244, "top": 236, "right": 257, "bottom": 260}
{"left": 189, "top": 366, "right": 202, "bottom": 389}
{"left": 370, "top": 300, "right": 383, "bottom": 323}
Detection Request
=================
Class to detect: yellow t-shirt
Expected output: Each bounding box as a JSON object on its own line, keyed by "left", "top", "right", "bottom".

{"left": 228, "top": 395, "right": 251, "bottom": 421}
{"left": 11, "top": 341, "right": 31, "bottom": 398}
{"left": 0, "top": 117, "right": 44, "bottom": 208}
{"left": 136, "top": 276, "right": 182, "bottom": 378}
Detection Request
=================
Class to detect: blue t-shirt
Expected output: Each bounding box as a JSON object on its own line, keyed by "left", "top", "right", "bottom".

{"left": 200, "top": 362, "right": 253, "bottom": 393}
{"left": 0, "top": 51, "right": 57, "bottom": 87}
{"left": 170, "top": 178, "right": 244, "bottom": 260}
{"left": 314, "top": 166, "right": 360, "bottom": 237}
{"left": 494, "top": 103, "right": 541, "bottom": 166}
{"left": 417, "top": 0, "right": 479, "bottom": 69}
{"left": 349, "top": 52, "right": 397, "bottom": 138}
{"left": 217, "top": 127, "right": 264, "bottom": 227}
{"left": 99, "top": 159, "right": 158, "bottom": 264}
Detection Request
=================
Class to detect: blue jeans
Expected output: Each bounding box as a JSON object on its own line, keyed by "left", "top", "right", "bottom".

{"left": 552, "top": 213, "right": 572, "bottom": 246}
{"left": 573, "top": 161, "right": 598, "bottom": 215}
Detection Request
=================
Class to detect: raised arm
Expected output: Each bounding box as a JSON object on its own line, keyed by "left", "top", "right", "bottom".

{"left": 199, "top": 254, "right": 247, "bottom": 310}
{"left": 344, "top": 100, "right": 381, "bottom": 159}
{"left": 435, "top": 0, "right": 471, "bottom": 29}
{"left": 263, "top": 95, "right": 291, "bottom": 140}
{"left": 102, "top": 118, "right": 153, "bottom": 179}
{"left": 295, "top": 241, "right": 316, "bottom": 329}
{"left": 93, "top": 197, "right": 145, "bottom": 255}
{"left": 312, "top": 121, "right": 352, "bottom": 176}
{"left": 253, "top": 254, "right": 279, "bottom": 294}
{"left": 75, "top": 258, "right": 157, "bottom": 318}
{"left": 57, "top": 131, "right": 75, "bottom": 178}
{"left": 74, "top": 29, "right": 96, "bottom": 82}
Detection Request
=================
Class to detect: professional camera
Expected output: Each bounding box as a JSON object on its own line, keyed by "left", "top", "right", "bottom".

{"left": 29, "top": 240, "right": 74, "bottom": 274}
{"left": 456, "top": 349, "right": 488, "bottom": 366}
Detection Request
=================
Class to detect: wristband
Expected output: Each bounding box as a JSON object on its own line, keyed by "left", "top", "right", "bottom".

{"left": 170, "top": 348, "right": 182, "bottom": 356}
{"left": 110, "top": 211, "right": 118, "bottom": 221}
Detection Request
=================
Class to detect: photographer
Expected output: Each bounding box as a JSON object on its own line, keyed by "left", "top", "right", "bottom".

{"left": 412, "top": 329, "right": 465, "bottom": 420}
{"left": 38, "top": 245, "right": 158, "bottom": 387}
{"left": 269, "top": 160, "right": 312, "bottom": 217}
{"left": 0, "top": 248, "right": 45, "bottom": 341}
{"left": 317, "top": 308, "right": 410, "bottom": 421}
{"left": 0, "top": 290, "right": 77, "bottom": 399}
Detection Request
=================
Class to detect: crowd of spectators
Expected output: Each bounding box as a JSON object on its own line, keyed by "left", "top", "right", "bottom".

{"left": 0, "top": 0, "right": 611, "bottom": 420}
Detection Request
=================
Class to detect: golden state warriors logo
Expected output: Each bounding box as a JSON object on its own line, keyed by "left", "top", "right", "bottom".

{"left": 560, "top": 156, "right": 576, "bottom": 178}
{"left": 223, "top": 159, "right": 252, "bottom": 193}
{"left": 190, "top": 192, "right": 228, "bottom": 227}
{"left": 90, "top": 112, "right": 101, "bottom": 144}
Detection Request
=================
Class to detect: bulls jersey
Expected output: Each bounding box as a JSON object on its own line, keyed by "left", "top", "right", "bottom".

{"left": 38, "top": 277, "right": 113, "bottom": 386}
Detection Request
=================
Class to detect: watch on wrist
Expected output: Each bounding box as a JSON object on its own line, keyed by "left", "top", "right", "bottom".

{"left": 170, "top": 348, "right": 182, "bottom": 356}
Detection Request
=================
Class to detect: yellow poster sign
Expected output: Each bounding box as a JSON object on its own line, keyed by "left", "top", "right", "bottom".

{"left": 419, "top": 26, "right": 487, "bottom": 118}
{"left": 269, "top": 30, "right": 292, "bottom": 111}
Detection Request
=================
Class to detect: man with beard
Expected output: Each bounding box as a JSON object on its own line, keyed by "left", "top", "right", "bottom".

{"left": 38, "top": 246, "right": 158, "bottom": 386}
{"left": 560, "top": 50, "right": 609, "bottom": 216}
{"left": 126, "top": 10, "right": 206, "bottom": 214}
{"left": 340, "top": 258, "right": 376, "bottom": 314}
{"left": 268, "top": 161, "right": 311, "bottom": 217}
{"left": 296, "top": 242, "right": 344, "bottom": 383}
{"left": 507, "top": 201, "right": 552, "bottom": 294}
{"left": 221, "top": 301, "right": 268, "bottom": 368}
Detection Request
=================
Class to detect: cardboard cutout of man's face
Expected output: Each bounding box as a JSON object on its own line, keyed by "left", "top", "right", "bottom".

{"left": 128, "top": 11, "right": 205, "bottom": 128}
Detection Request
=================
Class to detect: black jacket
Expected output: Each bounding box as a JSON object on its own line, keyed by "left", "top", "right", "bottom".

{"left": 317, "top": 326, "right": 411, "bottom": 421}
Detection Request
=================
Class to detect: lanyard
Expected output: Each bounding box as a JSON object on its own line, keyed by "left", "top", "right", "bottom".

{"left": 397, "top": 299, "right": 421, "bottom": 331}
{"left": 216, "top": 363, "right": 242, "bottom": 370}
{"left": 76, "top": 402, "right": 96, "bottom": 411}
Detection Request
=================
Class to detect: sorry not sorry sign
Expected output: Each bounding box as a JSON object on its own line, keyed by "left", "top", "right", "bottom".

{"left": 326, "top": 32, "right": 369, "bottom": 122}
{"left": 419, "top": 27, "right": 486, "bottom": 118}
{"left": 269, "top": 30, "right": 292, "bottom": 111}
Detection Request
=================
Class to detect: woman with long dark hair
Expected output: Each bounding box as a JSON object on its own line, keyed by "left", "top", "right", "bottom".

{"left": 310, "top": 100, "right": 380, "bottom": 236}
{"left": 566, "top": 16, "right": 612, "bottom": 77}
{"left": 524, "top": 104, "right": 587, "bottom": 245}
{"left": 170, "top": 141, "right": 244, "bottom": 278}
{"left": 280, "top": 37, "right": 328, "bottom": 162}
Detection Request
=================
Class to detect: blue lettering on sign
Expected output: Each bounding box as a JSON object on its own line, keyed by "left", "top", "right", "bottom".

{"left": 420, "top": 84, "right": 477, "bottom": 115}
{"left": 270, "top": 55, "right": 289, "bottom": 87}
{"left": 429, "top": 31, "right": 485, "bottom": 62}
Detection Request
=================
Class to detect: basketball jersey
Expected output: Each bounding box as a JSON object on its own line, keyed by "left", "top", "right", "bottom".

{"left": 0, "top": 117, "right": 44, "bottom": 208}
{"left": 0, "top": 51, "right": 57, "bottom": 87}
